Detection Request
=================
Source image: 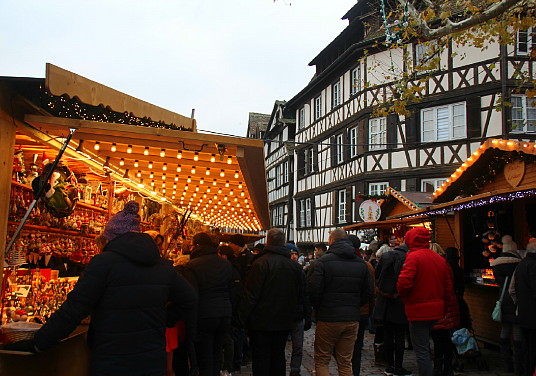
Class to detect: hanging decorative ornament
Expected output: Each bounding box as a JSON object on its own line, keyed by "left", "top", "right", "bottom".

{"left": 32, "top": 162, "right": 79, "bottom": 218}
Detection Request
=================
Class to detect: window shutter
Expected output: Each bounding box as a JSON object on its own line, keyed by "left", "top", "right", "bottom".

{"left": 388, "top": 179, "right": 401, "bottom": 191}
{"left": 466, "top": 96, "right": 481, "bottom": 139}
{"left": 387, "top": 114, "right": 398, "bottom": 149}
{"left": 313, "top": 145, "right": 319, "bottom": 172}
{"left": 405, "top": 110, "right": 419, "bottom": 146}
{"left": 297, "top": 149, "right": 305, "bottom": 178}
{"left": 345, "top": 186, "right": 353, "bottom": 224}
{"left": 343, "top": 128, "right": 350, "bottom": 160}
{"left": 330, "top": 136, "right": 337, "bottom": 167}
{"left": 357, "top": 118, "right": 368, "bottom": 154}
{"left": 406, "top": 178, "right": 417, "bottom": 192}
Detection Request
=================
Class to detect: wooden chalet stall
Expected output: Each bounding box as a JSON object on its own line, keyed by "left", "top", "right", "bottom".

{"left": 0, "top": 64, "right": 270, "bottom": 375}
{"left": 344, "top": 187, "right": 456, "bottom": 247}
{"left": 393, "top": 138, "right": 536, "bottom": 345}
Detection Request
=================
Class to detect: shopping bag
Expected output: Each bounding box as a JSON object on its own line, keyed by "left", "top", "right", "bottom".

{"left": 492, "top": 300, "right": 502, "bottom": 322}
{"left": 452, "top": 328, "right": 478, "bottom": 356}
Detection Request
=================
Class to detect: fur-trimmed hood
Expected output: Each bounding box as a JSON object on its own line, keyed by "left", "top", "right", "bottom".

{"left": 490, "top": 251, "right": 522, "bottom": 267}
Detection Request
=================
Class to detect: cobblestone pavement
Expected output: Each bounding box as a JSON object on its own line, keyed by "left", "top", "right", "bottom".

{"left": 232, "top": 324, "right": 510, "bottom": 376}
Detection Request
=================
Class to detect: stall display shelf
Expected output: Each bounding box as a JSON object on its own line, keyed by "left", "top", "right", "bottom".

{"left": 7, "top": 222, "right": 96, "bottom": 239}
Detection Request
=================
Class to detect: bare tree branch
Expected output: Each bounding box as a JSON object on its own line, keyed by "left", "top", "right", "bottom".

{"left": 396, "top": 0, "right": 527, "bottom": 40}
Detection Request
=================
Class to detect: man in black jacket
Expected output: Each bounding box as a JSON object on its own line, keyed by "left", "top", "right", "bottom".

{"left": 182, "top": 232, "right": 233, "bottom": 376}
{"left": 20, "top": 201, "right": 197, "bottom": 376}
{"left": 309, "top": 228, "right": 373, "bottom": 376}
{"left": 235, "top": 228, "right": 305, "bottom": 376}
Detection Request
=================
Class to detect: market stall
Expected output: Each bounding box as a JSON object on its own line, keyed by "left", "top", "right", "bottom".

{"left": 392, "top": 138, "right": 536, "bottom": 345}
{"left": 0, "top": 64, "right": 270, "bottom": 373}
{"left": 344, "top": 187, "right": 457, "bottom": 247}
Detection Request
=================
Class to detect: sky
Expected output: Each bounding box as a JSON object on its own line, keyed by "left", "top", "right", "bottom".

{"left": 1, "top": 0, "right": 358, "bottom": 137}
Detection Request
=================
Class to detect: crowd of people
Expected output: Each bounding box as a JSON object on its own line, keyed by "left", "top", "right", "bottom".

{"left": 3, "top": 201, "right": 536, "bottom": 376}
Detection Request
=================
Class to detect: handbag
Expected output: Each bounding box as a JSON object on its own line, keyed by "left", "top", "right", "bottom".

{"left": 492, "top": 275, "right": 509, "bottom": 322}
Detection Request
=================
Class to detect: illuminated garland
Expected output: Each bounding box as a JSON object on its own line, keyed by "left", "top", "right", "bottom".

{"left": 458, "top": 152, "right": 536, "bottom": 197}
{"left": 37, "top": 92, "right": 192, "bottom": 131}
{"left": 406, "top": 189, "right": 536, "bottom": 218}
{"left": 380, "top": 0, "right": 409, "bottom": 45}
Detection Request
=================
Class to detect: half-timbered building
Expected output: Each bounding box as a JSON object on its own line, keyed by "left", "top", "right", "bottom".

{"left": 275, "top": 0, "right": 535, "bottom": 244}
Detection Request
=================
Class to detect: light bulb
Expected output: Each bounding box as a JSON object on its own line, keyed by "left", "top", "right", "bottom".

{"left": 177, "top": 165, "right": 182, "bottom": 172}
{"left": 191, "top": 166, "right": 196, "bottom": 174}
{"left": 238, "top": 182, "right": 243, "bottom": 189}
{"left": 175, "top": 175, "right": 179, "bottom": 181}
{"left": 194, "top": 152, "right": 199, "bottom": 161}
{"left": 111, "top": 143, "right": 117, "bottom": 152}
{"left": 162, "top": 174, "right": 166, "bottom": 180}
{"left": 177, "top": 151, "right": 182, "bottom": 159}
{"left": 200, "top": 178, "right": 204, "bottom": 184}
{"left": 225, "top": 181, "right": 229, "bottom": 188}
{"left": 134, "top": 160, "right": 139, "bottom": 168}
{"left": 163, "top": 163, "right": 167, "bottom": 171}
{"left": 149, "top": 172, "right": 154, "bottom": 179}
{"left": 213, "top": 179, "right": 217, "bottom": 186}
{"left": 160, "top": 149, "right": 166, "bottom": 157}
{"left": 137, "top": 171, "right": 142, "bottom": 178}
{"left": 210, "top": 154, "right": 216, "bottom": 163}
{"left": 94, "top": 141, "right": 100, "bottom": 151}
{"left": 234, "top": 171, "right": 239, "bottom": 178}
{"left": 220, "top": 170, "right": 225, "bottom": 177}
{"left": 119, "top": 158, "right": 125, "bottom": 166}
{"left": 148, "top": 161, "right": 153, "bottom": 169}
{"left": 151, "top": 180, "right": 155, "bottom": 187}
{"left": 187, "top": 176, "right": 192, "bottom": 183}
{"left": 144, "top": 147, "right": 149, "bottom": 156}
{"left": 206, "top": 168, "right": 210, "bottom": 175}
{"left": 127, "top": 145, "right": 132, "bottom": 153}
{"left": 227, "top": 156, "right": 232, "bottom": 164}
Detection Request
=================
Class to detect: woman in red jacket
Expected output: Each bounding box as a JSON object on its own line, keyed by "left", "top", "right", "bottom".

{"left": 397, "top": 228, "right": 453, "bottom": 376}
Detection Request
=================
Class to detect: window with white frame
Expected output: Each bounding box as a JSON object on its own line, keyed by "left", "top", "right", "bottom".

{"left": 274, "top": 164, "right": 281, "bottom": 188}
{"left": 315, "top": 95, "right": 322, "bottom": 120}
{"left": 283, "top": 160, "right": 289, "bottom": 184}
{"left": 421, "top": 178, "right": 447, "bottom": 193}
{"left": 305, "top": 198, "right": 312, "bottom": 227}
{"left": 299, "top": 198, "right": 312, "bottom": 227}
{"left": 369, "top": 182, "right": 388, "bottom": 196}
{"left": 277, "top": 206, "right": 283, "bottom": 226}
{"left": 332, "top": 81, "right": 341, "bottom": 108}
{"left": 335, "top": 133, "right": 344, "bottom": 164}
{"left": 421, "top": 102, "right": 466, "bottom": 142}
{"left": 511, "top": 95, "right": 536, "bottom": 132}
{"left": 369, "top": 117, "right": 387, "bottom": 150}
{"left": 351, "top": 65, "right": 361, "bottom": 95}
{"left": 517, "top": 27, "right": 535, "bottom": 56}
{"left": 350, "top": 127, "right": 358, "bottom": 157}
{"left": 303, "top": 147, "right": 315, "bottom": 175}
{"left": 338, "top": 189, "right": 346, "bottom": 223}
{"left": 415, "top": 40, "right": 439, "bottom": 69}
{"left": 299, "top": 107, "right": 306, "bottom": 130}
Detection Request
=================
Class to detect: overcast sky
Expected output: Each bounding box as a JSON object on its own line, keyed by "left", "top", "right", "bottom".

{"left": 2, "top": 0, "right": 357, "bottom": 136}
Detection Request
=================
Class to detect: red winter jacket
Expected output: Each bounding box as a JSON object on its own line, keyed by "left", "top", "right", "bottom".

{"left": 396, "top": 227, "right": 452, "bottom": 322}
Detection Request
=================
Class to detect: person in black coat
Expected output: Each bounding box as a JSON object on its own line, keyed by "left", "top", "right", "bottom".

{"left": 182, "top": 232, "right": 233, "bottom": 376}
{"left": 512, "top": 239, "right": 536, "bottom": 376}
{"left": 490, "top": 235, "right": 523, "bottom": 375}
{"left": 235, "top": 228, "right": 305, "bottom": 376}
{"left": 309, "top": 228, "right": 373, "bottom": 376}
{"left": 372, "top": 243, "right": 411, "bottom": 376}
{"left": 13, "top": 201, "right": 198, "bottom": 376}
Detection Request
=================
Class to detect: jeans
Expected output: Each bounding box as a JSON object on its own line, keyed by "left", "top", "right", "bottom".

{"left": 290, "top": 319, "right": 305, "bottom": 373}
{"left": 384, "top": 322, "right": 407, "bottom": 369}
{"left": 195, "top": 317, "right": 231, "bottom": 376}
{"left": 249, "top": 330, "right": 289, "bottom": 376}
{"left": 352, "top": 315, "right": 369, "bottom": 376}
{"left": 315, "top": 321, "right": 359, "bottom": 376}
{"left": 409, "top": 320, "right": 436, "bottom": 376}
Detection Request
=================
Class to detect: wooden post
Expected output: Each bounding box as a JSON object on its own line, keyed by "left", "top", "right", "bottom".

{"left": 0, "top": 85, "right": 17, "bottom": 285}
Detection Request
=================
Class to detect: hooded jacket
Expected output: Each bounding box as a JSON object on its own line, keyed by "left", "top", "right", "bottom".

{"left": 235, "top": 244, "right": 305, "bottom": 331}
{"left": 308, "top": 239, "right": 372, "bottom": 322}
{"left": 34, "top": 232, "right": 197, "bottom": 376}
{"left": 396, "top": 227, "right": 453, "bottom": 322}
{"left": 182, "top": 244, "right": 233, "bottom": 319}
{"left": 372, "top": 243, "right": 409, "bottom": 325}
{"left": 490, "top": 250, "right": 521, "bottom": 323}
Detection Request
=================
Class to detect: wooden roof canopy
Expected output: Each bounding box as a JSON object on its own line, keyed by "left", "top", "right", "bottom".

{"left": 10, "top": 64, "right": 270, "bottom": 231}
{"left": 390, "top": 139, "right": 536, "bottom": 220}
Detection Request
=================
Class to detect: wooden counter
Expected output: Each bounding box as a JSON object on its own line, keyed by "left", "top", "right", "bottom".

{"left": 464, "top": 284, "right": 501, "bottom": 346}
{"left": 0, "top": 326, "right": 89, "bottom": 376}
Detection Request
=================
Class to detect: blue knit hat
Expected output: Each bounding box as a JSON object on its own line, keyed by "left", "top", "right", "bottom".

{"left": 103, "top": 201, "right": 141, "bottom": 241}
